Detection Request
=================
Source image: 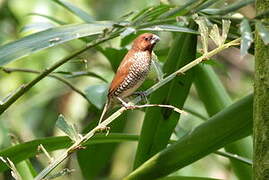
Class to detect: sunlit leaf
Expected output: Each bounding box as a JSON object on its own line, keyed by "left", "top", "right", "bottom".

{"left": 52, "top": 0, "right": 94, "bottom": 23}
{"left": 0, "top": 23, "right": 112, "bottom": 66}
{"left": 85, "top": 84, "right": 108, "bottom": 109}
{"left": 56, "top": 114, "right": 79, "bottom": 141}
{"left": 97, "top": 47, "right": 128, "bottom": 72}
{"left": 194, "top": 15, "right": 209, "bottom": 53}
{"left": 27, "top": 13, "right": 67, "bottom": 25}
{"left": 141, "top": 25, "right": 198, "bottom": 34}
{"left": 20, "top": 22, "right": 56, "bottom": 33}
{"left": 157, "top": 176, "right": 222, "bottom": 180}
{"left": 240, "top": 19, "right": 253, "bottom": 57}
{"left": 256, "top": 21, "right": 269, "bottom": 45}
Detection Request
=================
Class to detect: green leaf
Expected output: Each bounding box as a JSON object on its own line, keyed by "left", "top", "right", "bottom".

{"left": 134, "top": 23, "right": 197, "bottom": 169}
{"left": 0, "top": 23, "right": 112, "bottom": 66}
{"left": 124, "top": 95, "right": 253, "bottom": 180}
{"left": 202, "top": 0, "right": 255, "bottom": 15}
{"left": 0, "top": 133, "right": 138, "bottom": 172}
{"left": 240, "top": 19, "right": 253, "bottom": 57}
{"left": 194, "top": 64, "right": 252, "bottom": 180}
{"left": 85, "top": 84, "right": 108, "bottom": 109}
{"left": 77, "top": 113, "right": 127, "bottom": 179}
{"left": 141, "top": 25, "right": 198, "bottom": 34}
{"left": 55, "top": 114, "right": 79, "bottom": 141}
{"left": 256, "top": 21, "right": 269, "bottom": 45}
{"left": 194, "top": 0, "right": 223, "bottom": 12}
{"left": 20, "top": 22, "right": 56, "bottom": 33}
{"left": 52, "top": 0, "right": 94, "bottom": 23}
{"left": 97, "top": 47, "right": 128, "bottom": 72}
{"left": 157, "top": 176, "right": 222, "bottom": 180}
{"left": 27, "top": 13, "right": 67, "bottom": 25}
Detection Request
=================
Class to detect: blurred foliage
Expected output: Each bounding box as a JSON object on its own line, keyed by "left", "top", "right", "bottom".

{"left": 0, "top": 0, "right": 261, "bottom": 179}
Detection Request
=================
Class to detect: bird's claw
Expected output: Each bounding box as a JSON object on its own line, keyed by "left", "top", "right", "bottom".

{"left": 133, "top": 91, "right": 148, "bottom": 103}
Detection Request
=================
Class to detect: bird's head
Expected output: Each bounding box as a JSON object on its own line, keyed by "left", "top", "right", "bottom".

{"left": 132, "top": 33, "right": 160, "bottom": 52}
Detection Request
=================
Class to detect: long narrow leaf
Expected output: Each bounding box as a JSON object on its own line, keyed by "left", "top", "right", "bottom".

{"left": 134, "top": 23, "right": 197, "bottom": 169}
{"left": 124, "top": 95, "right": 253, "bottom": 180}
{"left": 0, "top": 23, "right": 112, "bottom": 66}
{"left": 52, "top": 0, "right": 94, "bottom": 23}
{"left": 194, "top": 64, "right": 252, "bottom": 180}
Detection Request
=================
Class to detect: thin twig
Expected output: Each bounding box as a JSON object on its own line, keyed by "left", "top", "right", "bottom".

{"left": 38, "top": 144, "right": 54, "bottom": 163}
{"left": 127, "top": 104, "right": 187, "bottom": 115}
{"left": 34, "top": 37, "right": 240, "bottom": 180}
{"left": 214, "top": 150, "right": 253, "bottom": 165}
{"left": 1, "top": 67, "right": 91, "bottom": 104}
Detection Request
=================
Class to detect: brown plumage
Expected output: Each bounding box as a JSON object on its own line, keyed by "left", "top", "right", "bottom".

{"left": 99, "top": 33, "right": 160, "bottom": 124}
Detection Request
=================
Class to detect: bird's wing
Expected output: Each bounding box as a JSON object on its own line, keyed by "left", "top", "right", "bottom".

{"left": 108, "top": 51, "right": 134, "bottom": 96}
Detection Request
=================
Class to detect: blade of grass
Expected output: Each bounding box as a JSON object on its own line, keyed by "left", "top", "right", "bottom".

{"left": 124, "top": 94, "right": 253, "bottom": 180}
{"left": 194, "top": 64, "right": 252, "bottom": 180}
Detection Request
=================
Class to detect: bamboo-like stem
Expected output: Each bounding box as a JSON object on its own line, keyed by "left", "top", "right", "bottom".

{"left": 34, "top": 37, "right": 240, "bottom": 180}
{"left": 1, "top": 67, "right": 91, "bottom": 104}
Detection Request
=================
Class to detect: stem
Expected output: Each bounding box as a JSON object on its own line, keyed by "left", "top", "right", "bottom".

{"left": 214, "top": 151, "right": 252, "bottom": 166}
{"left": 34, "top": 37, "right": 240, "bottom": 180}
{"left": 1, "top": 67, "right": 91, "bottom": 104}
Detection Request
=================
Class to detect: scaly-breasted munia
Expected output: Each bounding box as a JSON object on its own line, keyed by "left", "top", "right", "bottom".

{"left": 99, "top": 33, "right": 160, "bottom": 124}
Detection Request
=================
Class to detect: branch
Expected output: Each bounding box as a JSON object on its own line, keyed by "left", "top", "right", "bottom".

{"left": 1, "top": 67, "right": 91, "bottom": 104}
{"left": 34, "top": 37, "right": 240, "bottom": 180}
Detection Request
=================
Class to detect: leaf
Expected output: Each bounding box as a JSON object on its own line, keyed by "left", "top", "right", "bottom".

{"left": 134, "top": 24, "right": 197, "bottom": 169}
{"left": 55, "top": 114, "right": 79, "bottom": 141}
{"left": 27, "top": 13, "right": 67, "bottom": 25}
{"left": 20, "top": 22, "right": 56, "bottom": 33}
{"left": 256, "top": 21, "right": 269, "bottom": 45}
{"left": 0, "top": 134, "right": 137, "bottom": 172}
{"left": 120, "top": 27, "right": 136, "bottom": 38}
{"left": 77, "top": 112, "right": 127, "bottom": 179}
{"left": 209, "top": 20, "right": 231, "bottom": 46}
{"left": 0, "top": 23, "right": 112, "bottom": 66}
{"left": 52, "top": 0, "right": 94, "bottom": 23}
{"left": 157, "top": 176, "right": 222, "bottom": 180}
{"left": 97, "top": 47, "right": 128, "bottom": 72}
{"left": 194, "top": 64, "right": 252, "bottom": 180}
{"left": 194, "top": 0, "right": 223, "bottom": 12}
{"left": 202, "top": 0, "right": 255, "bottom": 15}
{"left": 240, "top": 19, "right": 253, "bottom": 57}
{"left": 194, "top": 15, "right": 209, "bottom": 53}
{"left": 124, "top": 95, "right": 253, "bottom": 180}
{"left": 151, "top": 53, "right": 164, "bottom": 81}
{"left": 141, "top": 25, "right": 198, "bottom": 34}
{"left": 85, "top": 84, "right": 108, "bottom": 109}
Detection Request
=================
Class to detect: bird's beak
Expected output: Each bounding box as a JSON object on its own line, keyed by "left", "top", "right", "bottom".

{"left": 150, "top": 34, "right": 160, "bottom": 44}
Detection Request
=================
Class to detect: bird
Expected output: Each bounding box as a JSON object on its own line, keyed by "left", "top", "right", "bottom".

{"left": 98, "top": 33, "right": 160, "bottom": 125}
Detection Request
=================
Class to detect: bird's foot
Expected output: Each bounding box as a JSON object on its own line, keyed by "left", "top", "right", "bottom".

{"left": 116, "top": 97, "right": 135, "bottom": 110}
{"left": 133, "top": 91, "right": 148, "bottom": 103}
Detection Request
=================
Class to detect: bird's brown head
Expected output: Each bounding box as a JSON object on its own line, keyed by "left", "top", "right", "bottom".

{"left": 131, "top": 33, "right": 160, "bottom": 52}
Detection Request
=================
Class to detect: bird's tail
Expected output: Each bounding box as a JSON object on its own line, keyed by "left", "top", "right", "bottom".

{"left": 98, "top": 99, "right": 111, "bottom": 125}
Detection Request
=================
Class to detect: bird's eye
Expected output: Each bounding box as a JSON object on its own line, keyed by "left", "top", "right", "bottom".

{"left": 144, "top": 37, "right": 149, "bottom": 41}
